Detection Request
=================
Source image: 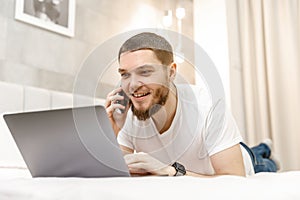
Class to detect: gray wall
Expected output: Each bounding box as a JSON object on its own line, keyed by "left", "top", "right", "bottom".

{"left": 0, "top": 0, "right": 193, "bottom": 98}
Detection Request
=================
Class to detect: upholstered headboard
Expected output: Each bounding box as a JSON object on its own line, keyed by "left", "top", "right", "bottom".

{"left": 0, "top": 81, "right": 105, "bottom": 166}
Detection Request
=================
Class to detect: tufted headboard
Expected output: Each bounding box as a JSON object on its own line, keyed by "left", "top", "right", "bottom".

{"left": 0, "top": 81, "right": 105, "bottom": 166}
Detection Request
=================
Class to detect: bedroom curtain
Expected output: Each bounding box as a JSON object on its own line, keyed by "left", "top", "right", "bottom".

{"left": 226, "top": 0, "right": 300, "bottom": 171}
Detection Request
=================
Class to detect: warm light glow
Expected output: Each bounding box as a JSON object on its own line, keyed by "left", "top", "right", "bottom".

{"left": 176, "top": 7, "right": 185, "bottom": 19}
{"left": 52, "top": 0, "right": 61, "bottom": 5}
{"left": 125, "top": 4, "right": 158, "bottom": 30}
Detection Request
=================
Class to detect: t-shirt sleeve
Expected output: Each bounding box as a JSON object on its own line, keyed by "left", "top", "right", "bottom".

{"left": 117, "top": 130, "right": 134, "bottom": 150}
{"left": 204, "top": 99, "right": 243, "bottom": 156}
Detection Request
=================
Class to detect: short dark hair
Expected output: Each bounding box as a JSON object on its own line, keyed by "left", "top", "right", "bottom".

{"left": 118, "top": 32, "right": 174, "bottom": 65}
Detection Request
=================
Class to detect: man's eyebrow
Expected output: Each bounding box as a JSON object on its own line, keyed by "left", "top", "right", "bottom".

{"left": 118, "top": 64, "right": 155, "bottom": 73}
{"left": 137, "top": 64, "right": 155, "bottom": 69}
{"left": 118, "top": 68, "right": 126, "bottom": 73}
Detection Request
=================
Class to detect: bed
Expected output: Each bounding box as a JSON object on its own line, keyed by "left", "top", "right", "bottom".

{"left": 1, "top": 82, "right": 300, "bottom": 199}
{"left": 0, "top": 166, "right": 299, "bottom": 200}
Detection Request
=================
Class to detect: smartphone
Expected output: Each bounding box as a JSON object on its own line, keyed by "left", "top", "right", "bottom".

{"left": 115, "top": 90, "right": 130, "bottom": 113}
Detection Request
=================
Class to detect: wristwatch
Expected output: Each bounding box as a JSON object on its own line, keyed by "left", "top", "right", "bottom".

{"left": 172, "top": 162, "right": 186, "bottom": 176}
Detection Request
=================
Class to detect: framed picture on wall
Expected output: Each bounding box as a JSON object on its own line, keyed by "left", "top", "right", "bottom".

{"left": 15, "top": 0, "right": 76, "bottom": 37}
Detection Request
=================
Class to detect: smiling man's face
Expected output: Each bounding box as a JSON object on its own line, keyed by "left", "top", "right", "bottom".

{"left": 118, "top": 49, "right": 171, "bottom": 120}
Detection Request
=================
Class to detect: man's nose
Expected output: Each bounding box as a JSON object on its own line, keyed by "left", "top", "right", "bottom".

{"left": 129, "top": 74, "right": 143, "bottom": 93}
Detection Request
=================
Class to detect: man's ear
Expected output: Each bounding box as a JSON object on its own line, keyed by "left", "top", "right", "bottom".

{"left": 169, "top": 62, "right": 177, "bottom": 81}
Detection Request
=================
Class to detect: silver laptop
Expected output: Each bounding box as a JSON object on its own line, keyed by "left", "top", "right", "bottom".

{"left": 3, "top": 105, "right": 130, "bottom": 178}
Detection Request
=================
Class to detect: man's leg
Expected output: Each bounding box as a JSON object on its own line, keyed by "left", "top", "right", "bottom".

{"left": 251, "top": 141, "right": 278, "bottom": 173}
{"left": 253, "top": 157, "right": 277, "bottom": 172}
{"left": 240, "top": 141, "right": 278, "bottom": 173}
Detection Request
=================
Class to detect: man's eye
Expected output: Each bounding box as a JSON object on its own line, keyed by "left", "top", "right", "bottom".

{"left": 121, "top": 73, "right": 130, "bottom": 78}
{"left": 140, "top": 70, "right": 152, "bottom": 76}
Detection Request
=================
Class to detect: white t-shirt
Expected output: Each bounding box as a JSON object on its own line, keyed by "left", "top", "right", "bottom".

{"left": 118, "top": 84, "right": 254, "bottom": 176}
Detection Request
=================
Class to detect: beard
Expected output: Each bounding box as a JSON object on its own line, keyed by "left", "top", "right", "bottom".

{"left": 131, "top": 87, "right": 169, "bottom": 121}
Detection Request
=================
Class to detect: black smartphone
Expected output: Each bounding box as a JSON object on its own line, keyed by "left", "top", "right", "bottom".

{"left": 115, "top": 90, "right": 130, "bottom": 113}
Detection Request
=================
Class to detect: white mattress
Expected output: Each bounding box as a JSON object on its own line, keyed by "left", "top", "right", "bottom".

{"left": 0, "top": 167, "right": 299, "bottom": 200}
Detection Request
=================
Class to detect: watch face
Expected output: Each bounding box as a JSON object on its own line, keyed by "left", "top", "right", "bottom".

{"left": 178, "top": 164, "right": 185, "bottom": 172}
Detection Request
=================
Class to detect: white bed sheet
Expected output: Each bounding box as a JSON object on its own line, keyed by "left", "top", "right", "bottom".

{"left": 0, "top": 167, "right": 299, "bottom": 200}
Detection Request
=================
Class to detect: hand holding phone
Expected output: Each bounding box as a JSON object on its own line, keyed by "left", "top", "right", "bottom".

{"left": 115, "top": 90, "right": 130, "bottom": 113}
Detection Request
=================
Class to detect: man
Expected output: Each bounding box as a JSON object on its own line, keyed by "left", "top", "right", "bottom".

{"left": 105, "top": 32, "right": 277, "bottom": 177}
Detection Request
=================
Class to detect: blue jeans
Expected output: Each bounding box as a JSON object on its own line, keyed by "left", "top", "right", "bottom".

{"left": 240, "top": 142, "right": 277, "bottom": 173}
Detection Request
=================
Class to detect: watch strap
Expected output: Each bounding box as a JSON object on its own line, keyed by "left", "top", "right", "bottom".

{"left": 172, "top": 162, "right": 186, "bottom": 176}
